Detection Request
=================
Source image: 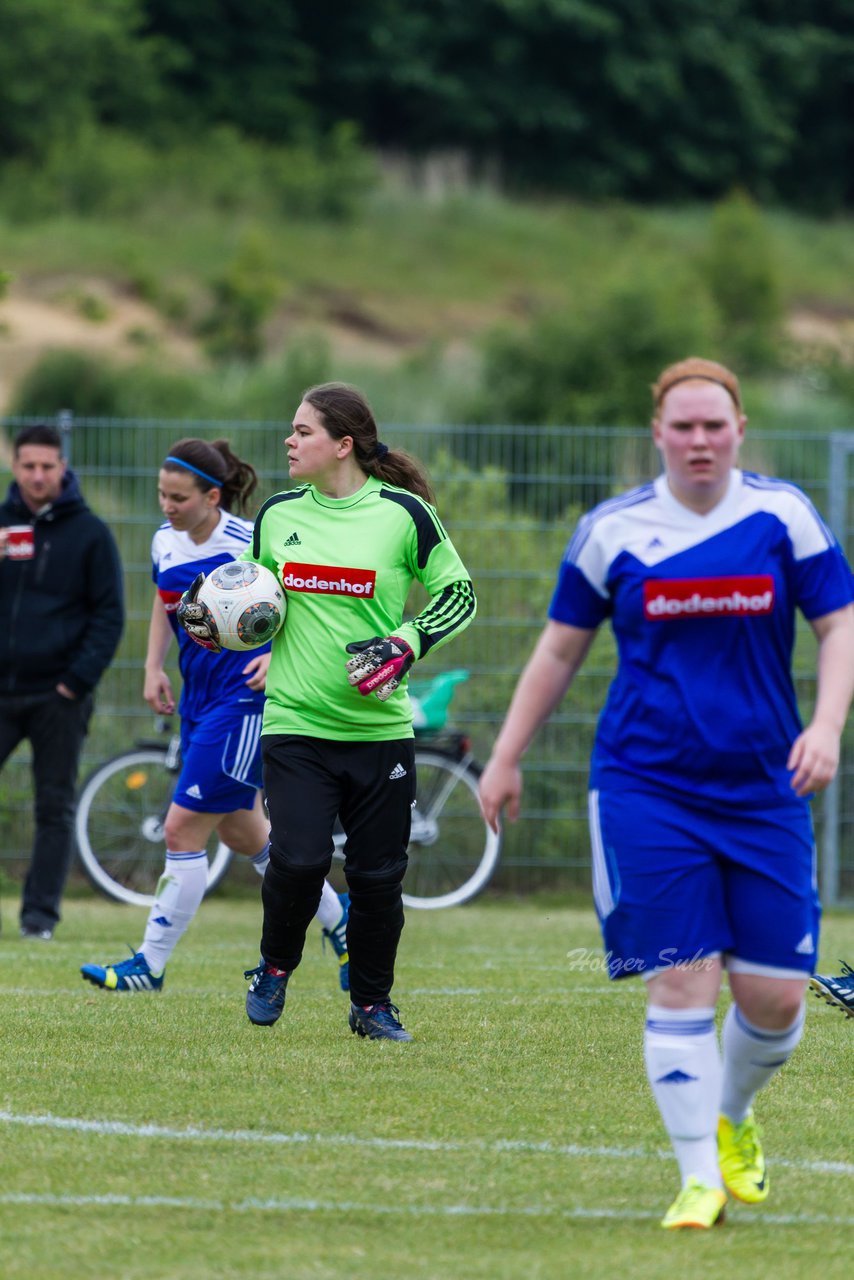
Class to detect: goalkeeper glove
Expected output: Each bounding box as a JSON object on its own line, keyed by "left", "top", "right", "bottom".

{"left": 176, "top": 572, "right": 222, "bottom": 653}
{"left": 345, "top": 635, "right": 414, "bottom": 701}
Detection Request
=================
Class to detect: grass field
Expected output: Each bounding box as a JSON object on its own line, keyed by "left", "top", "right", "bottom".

{"left": 1, "top": 895, "right": 852, "bottom": 1279}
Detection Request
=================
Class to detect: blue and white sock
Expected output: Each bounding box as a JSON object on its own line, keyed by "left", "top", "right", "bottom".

{"left": 250, "top": 841, "right": 270, "bottom": 878}
{"left": 644, "top": 1004, "right": 723, "bottom": 1189}
{"left": 316, "top": 879, "right": 345, "bottom": 931}
{"left": 720, "top": 1003, "right": 805, "bottom": 1124}
{"left": 141, "top": 851, "right": 209, "bottom": 974}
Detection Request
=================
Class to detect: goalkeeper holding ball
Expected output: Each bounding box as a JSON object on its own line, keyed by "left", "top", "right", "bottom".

{"left": 178, "top": 383, "right": 476, "bottom": 1041}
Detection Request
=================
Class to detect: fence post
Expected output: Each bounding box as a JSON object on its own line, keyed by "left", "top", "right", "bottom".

{"left": 57, "top": 408, "right": 73, "bottom": 465}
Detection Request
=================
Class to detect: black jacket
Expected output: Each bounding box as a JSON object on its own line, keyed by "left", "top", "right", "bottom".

{"left": 0, "top": 468, "right": 124, "bottom": 697}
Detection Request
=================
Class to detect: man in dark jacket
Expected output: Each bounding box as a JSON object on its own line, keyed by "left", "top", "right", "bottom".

{"left": 0, "top": 424, "right": 124, "bottom": 939}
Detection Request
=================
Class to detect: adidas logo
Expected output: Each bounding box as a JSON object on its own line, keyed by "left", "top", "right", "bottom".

{"left": 655, "top": 1069, "right": 698, "bottom": 1084}
{"left": 186, "top": 784, "right": 203, "bottom": 799}
{"left": 794, "top": 932, "right": 814, "bottom": 955}
{"left": 647, "top": 536, "right": 664, "bottom": 550}
{"left": 283, "top": 531, "right": 301, "bottom": 547}
{"left": 124, "top": 973, "right": 159, "bottom": 990}
{"left": 389, "top": 762, "right": 407, "bottom": 780}
{"left": 152, "top": 916, "right": 173, "bottom": 928}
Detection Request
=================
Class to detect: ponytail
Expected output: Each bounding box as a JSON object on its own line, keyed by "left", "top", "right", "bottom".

{"left": 303, "top": 382, "right": 435, "bottom": 504}
{"left": 162, "top": 438, "right": 259, "bottom": 514}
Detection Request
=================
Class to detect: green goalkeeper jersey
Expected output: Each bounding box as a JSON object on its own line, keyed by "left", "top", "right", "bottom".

{"left": 242, "top": 475, "right": 476, "bottom": 740}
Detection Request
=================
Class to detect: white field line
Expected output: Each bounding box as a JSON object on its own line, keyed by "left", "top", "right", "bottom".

{"left": 1, "top": 1110, "right": 851, "bottom": 1177}
{"left": 0, "top": 1192, "right": 852, "bottom": 1227}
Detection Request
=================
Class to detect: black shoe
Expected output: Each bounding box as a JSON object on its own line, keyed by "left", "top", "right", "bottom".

{"left": 244, "top": 961, "right": 289, "bottom": 1026}
{"left": 20, "top": 925, "right": 53, "bottom": 941}
{"left": 349, "top": 1000, "right": 413, "bottom": 1042}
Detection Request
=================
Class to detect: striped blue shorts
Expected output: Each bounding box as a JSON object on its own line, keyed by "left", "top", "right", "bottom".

{"left": 174, "top": 705, "right": 264, "bottom": 813}
{"left": 588, "top": 786, "right": 821, "bottom": 981}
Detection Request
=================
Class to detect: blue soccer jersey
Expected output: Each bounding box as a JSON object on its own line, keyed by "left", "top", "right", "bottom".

{"left": 549, "top": 469, "right": 854, "bottom": 806}
{"left": 152, "top": 511, "right": 268, "bottom": 721}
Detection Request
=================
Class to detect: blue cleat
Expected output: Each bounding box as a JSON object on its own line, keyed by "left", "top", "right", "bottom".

{"left": 810, "top": 961, "right": 854, "bottom": 1018}
{"left": 81, "top": 951, "right": 164, "bottom": 993}
{"left": 349, "top": 1000, "right": 413, "bottom": 1042}
{"left": 244, "top": 960, "right": 289, "bottom": 1026}
{"left": 322, "top": 891, "right": 350, "bottom": 992}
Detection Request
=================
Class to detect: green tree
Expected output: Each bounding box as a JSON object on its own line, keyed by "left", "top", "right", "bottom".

{"left": 464, "top": 267, "right": 721, "bottom": 515}
{"left": 197, "top": 232, "right": 281, "bottom": 363}
{"left": 0, "top": 0, "right": 176, "bottom": 161}
{"left": 141, "top": 0, "right": 314, "bottom": 139}
{"left": 289, "top": 0, "right": 854, "bottom": 208}
{"left": 698, "top": 191, "right": 783, "bottom": 371}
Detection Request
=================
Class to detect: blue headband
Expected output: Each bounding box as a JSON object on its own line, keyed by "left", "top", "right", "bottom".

{"left": 164, "top": 456, "right": 223, "bottom": 487}
{"left": 375, "top": 442, "right": 389, "bottom": 461}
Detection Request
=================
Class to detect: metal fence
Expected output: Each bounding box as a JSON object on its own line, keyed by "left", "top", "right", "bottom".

{"left": 2, "top": 413, "right": 853, "bottom": 904}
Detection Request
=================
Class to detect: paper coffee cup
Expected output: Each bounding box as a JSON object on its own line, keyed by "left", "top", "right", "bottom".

{"left": 6, "top": 525, "right": 35, "bottom": 560}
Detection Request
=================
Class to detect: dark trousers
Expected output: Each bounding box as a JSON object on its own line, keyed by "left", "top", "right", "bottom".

{"left": 260, "top": 734, "right": 415, "bottom": 1006}
{"left": 0, "top": 690, "right": 93, "bottom": 931}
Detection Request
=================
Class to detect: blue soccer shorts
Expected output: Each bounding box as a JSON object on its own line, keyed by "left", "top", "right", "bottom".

{"left": 588, "top": 786, "right": 821, "bottom": 981}
{"left": 173, "top": 705, "right": 264, "bottom": 813}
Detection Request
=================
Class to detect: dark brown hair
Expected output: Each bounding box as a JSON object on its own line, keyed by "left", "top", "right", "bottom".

{"left": 652, "top": 357, "right": 743, "bottom": 413}
{"left": 162, "top": 438, "right": 258, "bottom": 514}
{"left": 302, "top": 382, "right": 435, "bottom": 504}
{"left": 14, "top": 423, "right": 63, "bottom": 455}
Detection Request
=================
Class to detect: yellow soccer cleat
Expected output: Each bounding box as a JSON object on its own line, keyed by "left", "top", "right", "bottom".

{"left": 718, "top": 1110, "right": 769, "bottom": 1203}
{"left": 661, "top": 1176, "right": 727, "bottom": 1229}
{"left": 81, "top": 951, "right": 164, "bottom": 993}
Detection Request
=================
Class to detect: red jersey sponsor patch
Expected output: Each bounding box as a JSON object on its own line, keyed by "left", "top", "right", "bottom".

{"left": 283, "top": 562, "right": 376, "bottom": 597}
{"left": 643, "top": 575, "right": 775, "bottom": 620}
{"left": 159, "top": 588, "right": 183, "bottom": 613}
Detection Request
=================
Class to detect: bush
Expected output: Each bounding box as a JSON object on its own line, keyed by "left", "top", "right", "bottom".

{"left": 462, "top": 266, "right": 721, "bottom": 513}
{"left": 697, "top": 190, "right": 783, "bottom": 371}
{"left": 196, "top": 231, "right": 280, "bottom": 363}
{"left": 0, "top": 123, "right": 378, "bottom": 224}
{"left": 264, "top": 122, "right": 379, "bottom": 221}
{"left": 7, "top": 334, "right": 336, "bottom": 422}
{"left": 0, "top": 127, "right": 159, "bottom": 220}
{"left": 10, "top": 351, "right": 126, "bottom": 417}
{"left": 468, "top": 265, "right": 721, "bottom": 429}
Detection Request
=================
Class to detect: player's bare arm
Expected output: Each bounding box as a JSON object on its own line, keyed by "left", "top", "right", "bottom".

{"left": 788, "top": 604, "right": 854, "bottom": 796}
{"left": 143, "top": 593, "right": 176, "bottom": 715}
{"left": 479, "top": 621, "right": 596, "bottom": 832}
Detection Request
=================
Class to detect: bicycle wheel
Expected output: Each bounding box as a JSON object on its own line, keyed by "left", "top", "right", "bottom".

{"left": 402, "top": 749, "right": 501, "bottom": 909}
{"left": 75, "top": 748, "right": 233, "bottom": 907}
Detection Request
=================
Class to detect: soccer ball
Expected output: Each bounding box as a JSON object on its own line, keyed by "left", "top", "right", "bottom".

{"left": 196, "top": 561, "right": 286, "bottom": 651}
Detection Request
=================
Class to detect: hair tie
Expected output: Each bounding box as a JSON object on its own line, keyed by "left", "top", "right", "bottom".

{"left": 164, "top": 456, "right": 223, "bottom": 487}
{"left": 375, "top": 442, "right": 389, "bottom": 461}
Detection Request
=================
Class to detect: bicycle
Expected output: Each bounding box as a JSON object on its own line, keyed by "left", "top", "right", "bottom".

{"left": 74, "top": 669, "right": 501, "bottom": 911}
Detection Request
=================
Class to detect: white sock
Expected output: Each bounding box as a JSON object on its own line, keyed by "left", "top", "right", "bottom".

{"left": 720, "top": 1003, "right": 805, "bottom": 1124}
{"left": 644, "top": 1005, "right": 723, "bottom": 1189}
{"left": 141, "top": 851, "right": 209, "bottom": 974}
{"left": 250, "top": 841, "right": 270, "bottom": 877}
{"left": 316, "top": 880, "right": 345, "bottom": 931}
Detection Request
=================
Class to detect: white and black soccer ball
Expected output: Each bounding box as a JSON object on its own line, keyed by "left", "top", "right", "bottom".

{"left": 196, "top": 561, "right": 286, "bottom": 652}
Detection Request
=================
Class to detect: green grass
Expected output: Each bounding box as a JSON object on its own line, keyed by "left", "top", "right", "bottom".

{"left": 4, "top": 193, "right": 854, "bottom": 342}
{"left": 0, "top": 897, "right": 852, "bottom": 1279}
{"left": 4, "top": 186, "right": 854, "bottom": 429}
